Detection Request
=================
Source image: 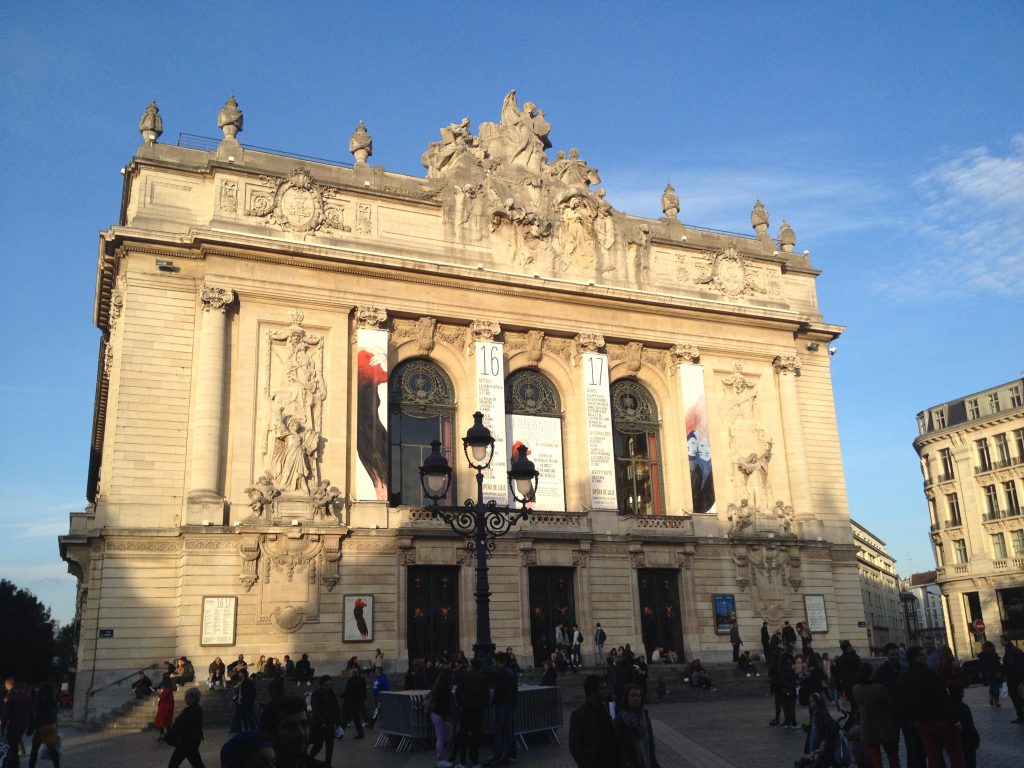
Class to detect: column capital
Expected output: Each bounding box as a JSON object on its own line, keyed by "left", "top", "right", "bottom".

{"left": 670, "top": 343, "right": 701, "bottom": 366}
{"left": 773, "top": 354, "right": 801, "bottom": 375}
{"left": 354, "top": 305, "right": 388, "bottom": 329}
{"left": 468, "top": 320, "right": 502, "bottom": 342}
{"left": 200, "top": 284, "right": 236, "bottom": 313}
{"left": 574, "top": 332, "right": 605, "bottom": 354}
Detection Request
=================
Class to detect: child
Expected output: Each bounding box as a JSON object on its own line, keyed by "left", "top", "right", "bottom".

{"left": 948, "top": 681, "right": 980, "bottom": 768}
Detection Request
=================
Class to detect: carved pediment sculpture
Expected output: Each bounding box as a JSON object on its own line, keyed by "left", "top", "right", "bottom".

{"left": 260, "top": 310, "right": 326, "bottom": 494}
{"left": 694, "top": 246, "right": 767, "bottom": 298}
{"left": 244, "top": 474, "right": 281, "bottom": 521}
{"left": 252, "top": 533, "right": 332, "bottom": 632}
{"left": 245, "top": 167, "right": 351, "bottom": 236}
{"left": 310, "top": 480, "right": 342, "bottom": 523}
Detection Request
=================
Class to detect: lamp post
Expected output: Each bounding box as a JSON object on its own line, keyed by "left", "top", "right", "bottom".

{"left": 420, "top": 411, "right": 539, "bottom": 669}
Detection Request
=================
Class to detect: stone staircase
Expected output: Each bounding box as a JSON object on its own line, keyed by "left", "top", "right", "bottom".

{"left": 84, "top": 663, "right": 768, "bottom": 731}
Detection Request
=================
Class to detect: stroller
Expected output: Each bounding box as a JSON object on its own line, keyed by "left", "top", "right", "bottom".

{"left": 793, "top": 696, "right": 855, "bottom": 768}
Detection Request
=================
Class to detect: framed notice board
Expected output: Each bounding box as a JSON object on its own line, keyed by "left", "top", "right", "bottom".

{"left": 804, "top": 594, "right": 828, "bottom": 634}
{"left": 200, "top": 596, "right": 237, "bottom": 646}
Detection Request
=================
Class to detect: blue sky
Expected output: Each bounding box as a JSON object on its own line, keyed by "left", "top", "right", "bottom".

{"left": 2, "top": 2, "right": 1021, "bottom": 624}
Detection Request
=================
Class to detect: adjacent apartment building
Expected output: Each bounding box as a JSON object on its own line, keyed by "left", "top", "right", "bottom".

{"left": 900, "top": 570, "right": 946, "bottom": 647}
{"left": 851, "top": 520, "right": 905, "bottom": 652}
{"left": 60, "top": 93, "right": 865, "bottom": 723}
{"left": 914, "top": 377, "right": 1024, "bottom": 655}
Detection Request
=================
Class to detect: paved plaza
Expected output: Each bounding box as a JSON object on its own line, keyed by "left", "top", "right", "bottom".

{"left": 53, "top": 684, "right": 1021, "bottom": 768}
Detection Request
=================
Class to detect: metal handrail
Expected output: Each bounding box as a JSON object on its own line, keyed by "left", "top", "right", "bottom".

{"left": 88, "top": 663, "right": 160, "bottom": 697}
{"left": 176, "top": 133, "right": 354, "bottom": 169}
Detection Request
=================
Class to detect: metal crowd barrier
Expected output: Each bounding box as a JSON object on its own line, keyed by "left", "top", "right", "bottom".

{"left": 375, "top": 684, "right": 562, "bottom": 752}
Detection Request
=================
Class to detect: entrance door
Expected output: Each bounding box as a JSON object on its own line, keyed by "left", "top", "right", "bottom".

{"left": 637, "top": 569, "right": 684, "bottom": 661}
{"left": 407, "top": 566, "right": 460, "bottom": 663}
{"left": 528, "top": 567, "right": 576, "bottom": 667}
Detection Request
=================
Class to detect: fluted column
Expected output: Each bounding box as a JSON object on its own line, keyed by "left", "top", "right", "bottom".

{"left": 773, "top": 355, "right": 812, "bottom": 518}
{"left": 188, "top": 284, "right": 236, "bottom": 513}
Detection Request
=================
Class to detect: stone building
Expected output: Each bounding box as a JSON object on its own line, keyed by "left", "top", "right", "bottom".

{"left": 914, "top": 377, "right": 1024, "bottom": 656}
{"left": 900, "top": 570, "right": 947, "bottom": 647}
{"left": 851, "top": 520, "right": 905, "bottom": 652}
{"left": 60, "top": 93, "right": 863, "bottom": 721}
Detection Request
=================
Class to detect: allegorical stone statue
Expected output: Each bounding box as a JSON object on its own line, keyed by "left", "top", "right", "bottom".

{"left": 218, "top": 95, "right": 244, "bottom": 140}
{"left": 778, "top": 220, "right": 796, "bottom": 252}
{"left": 661, "top": 183, "right": 680, "bottom": 219}
{"left": 349, "top": 121, "right": 372, "bottom": 164}
{"left": 138, "top": 101, "right": 163, "bottom": 143}
{"left": 497, "top": 90, "right": 551, "bottom": 173}
{"left": 244, "top": 474, "right": 280, "bottom": 518}
{"left": 310, "top": 480, "right": 342, "bottom": 519}
{"left": 550, "top": 148, "right": 600, "bottom": 190}
{"left": 751, "top": 200, "right": 769, "bottom": 235}
{"left": 737, "top": 440, "right": 773, "bottom": 511}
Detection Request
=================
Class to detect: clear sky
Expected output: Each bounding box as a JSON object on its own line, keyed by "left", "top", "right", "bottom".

{"left": 2, "top": 2, "right": 1021, "bottom": 625}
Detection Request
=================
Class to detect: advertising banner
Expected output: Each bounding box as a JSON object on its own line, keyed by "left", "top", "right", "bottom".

{"left": 581, "top": 352, "right": 618, "bottom": 510}
{"left": 475, "top": 341, "right": 509, "bottom": 503}
{"left": 680, "top": 364, "right": 716, "bottom": 515}
{"left": 505, "top": 413, "right": 566, "bottom": 511}
{"left": 355, "top": 327, "right": 389, "bottom": 501}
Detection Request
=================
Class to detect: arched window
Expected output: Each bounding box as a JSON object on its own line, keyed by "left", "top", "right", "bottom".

{"left": 505, "top": 369, "right": 566, "bottom": 511}
{"left": 388, "top": 359, "right": 456, "bottom": 507}
{"left": 610, "top": 379, "right": 665, "bottom": 516}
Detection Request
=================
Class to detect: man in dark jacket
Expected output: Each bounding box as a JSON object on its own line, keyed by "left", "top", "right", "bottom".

{"left": 898, "top": 646, "right": 965, "bottom": 768}
{"left": 239, "top": 670, "right": 259, "bottom": 731}
{"left": 781, "top": 621, "right": 798, "bottom": 651}
{"left": 338, "top": 662, "right": 365, "bottom": 740}
{"left": 167, "top": 687, "right": 205, "bottom": 768}
{"left": 307, "top": 676, "right": 340, "bottom": 766}
{"left": 1002, "top": 634, "right": 1024, "bottom": 723}
{"left": 608, "top": 650, "right": 642, "bottom": 713}
{"left": 488, "top": 653, "right": 517, "bottom": 766}
{"left": 1, "top": 678, "right": 31, "bottom": 768}
{"left": 453, "top": 659, "right": 489, "bottom": 768}
{"left": 834, "top": 640, "right": 862, "bottom": 714}
{"left": 874, "top": 642, "right": 924, "bottom": 768}
{"left": 569, "top": 674, "right": 623, "bottom": 768}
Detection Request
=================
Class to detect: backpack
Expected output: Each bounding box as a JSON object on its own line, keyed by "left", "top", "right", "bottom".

{"left": 596, "top": 628, "right": 606, "bottom": 644}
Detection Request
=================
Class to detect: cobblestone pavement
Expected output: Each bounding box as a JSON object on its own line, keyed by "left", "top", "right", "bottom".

{"left": 55, "top": 685, "right": 1021, "bottom": 768}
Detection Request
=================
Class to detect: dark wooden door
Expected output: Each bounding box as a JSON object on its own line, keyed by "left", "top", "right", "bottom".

{"left": 407, "top": 566, "right": 460, "bottom": 663}
{"left": 528, "top": 567, "right": 576, "bottom": 667}
{"left": 637, "top": 568, "right": 684, "bottom": 661}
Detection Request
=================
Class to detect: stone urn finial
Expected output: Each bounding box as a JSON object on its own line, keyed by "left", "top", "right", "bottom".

{"left": 218, "top": 95, "right": 244, "bottom": 140}
{"left": 349, "top": 121, "right": 373, "bottom": 164}
{"left": 751, "top": 200, "right": 769, "bottom": 235}
{"left": 661, "top": 182, "right": 680, "bottom": 219}
{"left": 138, "top": 100, "right": 163, "bottom": 143}
{"left": 779, "top": 220, "right": 796, "bottom": 252}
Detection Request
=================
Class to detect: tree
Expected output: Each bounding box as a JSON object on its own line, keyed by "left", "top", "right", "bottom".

{"left": 0, "top": 580, "right": 57, "bottom": 682}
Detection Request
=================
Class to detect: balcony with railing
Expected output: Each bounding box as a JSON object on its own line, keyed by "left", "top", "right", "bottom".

{"left": 944, "top": 519, "right": 964, "bottom": 529}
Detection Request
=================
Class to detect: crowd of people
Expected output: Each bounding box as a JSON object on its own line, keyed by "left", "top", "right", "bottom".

{"left": 0, "top": 677, "right": 61, "bottom": 768}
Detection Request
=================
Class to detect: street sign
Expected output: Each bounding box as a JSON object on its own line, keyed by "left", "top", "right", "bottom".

{"left": 98, "top": 628, "right": 114, "bottom": 638}
{"left": 973, "top": 619, "right": 985, "bottom": 633}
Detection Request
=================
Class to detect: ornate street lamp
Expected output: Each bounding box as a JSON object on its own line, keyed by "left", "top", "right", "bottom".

{"left": 420, "top": 411, "right": 539, "bottom": 669}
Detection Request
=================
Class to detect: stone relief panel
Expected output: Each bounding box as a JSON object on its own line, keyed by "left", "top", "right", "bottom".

{"left": 244, "top": 168, "right": 352, "bottom": 237}
{"left": 721, "top": 365, "right": 794, "bottom": 539}
{"left": 257, "top": 310, "right": 326, "bottom": 496}
{"left": 733, "top": 543, "right": 802, "bottom": 624}
{"left": 233, "top": 532, "right": 344, "bottom": 632}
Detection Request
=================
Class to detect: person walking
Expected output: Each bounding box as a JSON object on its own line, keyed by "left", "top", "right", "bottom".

{"left": 835, "top": 640, "right": 862, "bottom": 714}
{"left": 338, "top": 662, "right": 366, "bottom": 740}
{"left": 899, "top": 645, "right": 965, "bottom": 768}
{"left": 238, "top": 670, "right": 258, "bottom": 731}
{"left": 852, "top": 662, "right": 899, "bottom": 768}
{"left": 760, "top": 621, "right": 771, "bottom": 660}
{"left": 166, "top": 688, "right": 205, "bottom": 768}
{"left": 488, "top": 653, "right": 516, "bottom": 767}
{"left": 569, "top": 674, "right": 623, "bottom": 768}
{"left": 571, "top": 624, "right": 584, "bottom": 671}
{"left": 594, "top": 623, "right": 608, "bottom": 667}
{"left": 614, "top": 684, "right": 660, "bottom": 768}
{"left": 729, "top": 620, "right": 743, "bottom": 663}
{"left": 1001, "top": 634, "right": 1024, "bottom": 723}
{"left": 307, "top": 676, "right": 340, "bottom": 766}
{"left": 779, "top": 654, "right": 799, "bottom": 730}
{"left": 25, "top": 684, "right": 60, "bottom": 768}
{"left": 427, "top": 665, "right": 453, "bottom": 768}
{"left": 976, "top": 641, "right": 1001, "bottom": 708}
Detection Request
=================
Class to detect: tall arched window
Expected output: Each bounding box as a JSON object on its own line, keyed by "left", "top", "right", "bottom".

{"left": 505, "top": 369, "right": 566, "bottom": 511}
{"left": 388, "top": 359, "right": 456, "bottom": 507}
{"left": 610, "top": 379, "right": 665, "bottom": 516}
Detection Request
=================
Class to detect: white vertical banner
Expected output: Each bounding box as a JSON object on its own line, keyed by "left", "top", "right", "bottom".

{"left": 475, "top": 340, "right": 508, "bottom": 504}
{"left": 505, "top": 414, "right": 566, "bottom": 511}
{"left": 355, "top": 327, "right": 389, "bottom": 501}
{"left": 581, "top": 352, "right": 618, "bottom": 510}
